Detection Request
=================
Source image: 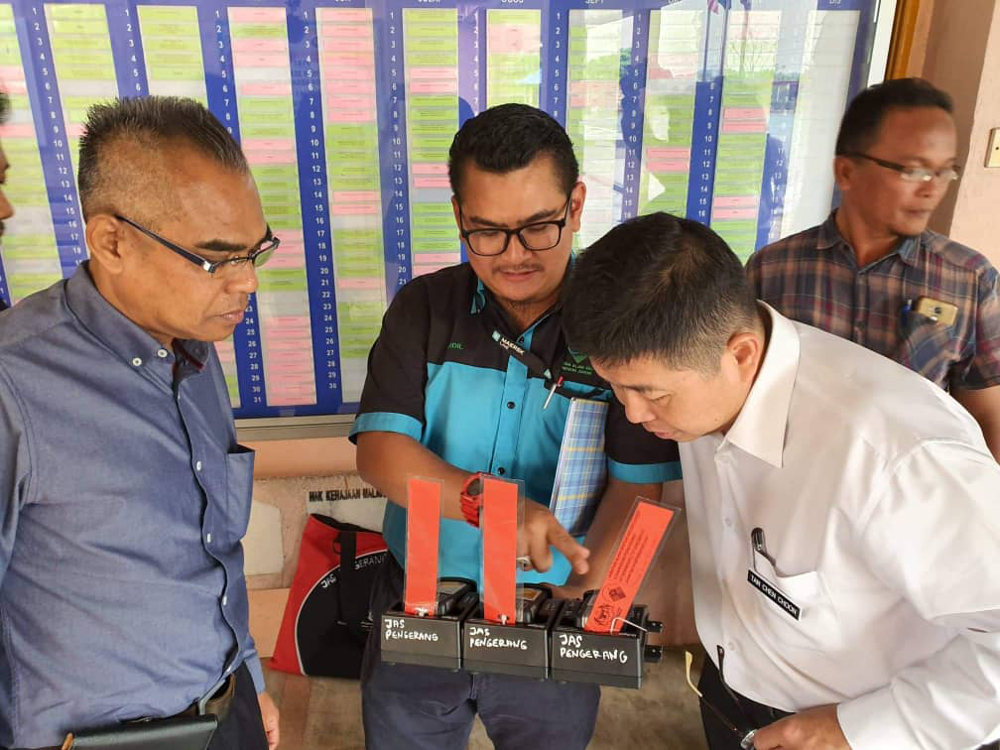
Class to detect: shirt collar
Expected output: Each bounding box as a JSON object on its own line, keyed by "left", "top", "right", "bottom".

{"left": 816, "top": 212, "right": 843, "bottom": 251}
{"left": 471, "top": 275, "right": 487, "bottom": 314}
{"left": 818, "top": 211, "right": 920, "bottom": 267}
{"left": 896, "top": 234, "right": 920, "bottom": 265}
{"left": 65, "top": 262, "right": 209, "bottom": 371}
{"left": 722, "top": 303, "right": 799, "bottom": 468}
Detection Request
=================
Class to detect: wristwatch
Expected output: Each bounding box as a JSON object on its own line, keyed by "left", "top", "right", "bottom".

{"left": 460, "top": 472, "right": 492, "bottom": 527}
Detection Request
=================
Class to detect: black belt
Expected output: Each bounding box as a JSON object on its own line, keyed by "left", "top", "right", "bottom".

{"left": 30, "top": 672, "right": 237, "bottom": 750}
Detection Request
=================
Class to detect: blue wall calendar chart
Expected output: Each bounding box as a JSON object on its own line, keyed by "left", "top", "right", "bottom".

{"left": 0, "top": 0, "right": 892, "bottom": 426}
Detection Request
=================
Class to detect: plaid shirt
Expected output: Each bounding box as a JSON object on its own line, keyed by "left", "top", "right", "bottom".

{"left": 747, "top": 213, "right": 1000, "bottom": 392}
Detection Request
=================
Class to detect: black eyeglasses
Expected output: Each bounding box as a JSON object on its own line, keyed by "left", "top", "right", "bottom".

{"left": 459, "top": 196, "right": 572, "bottom": 257}
{"left": 844, "top": 153, "right": 960, "bottom": 183}
{"left": 684, "top": 651, "right": 757, "bottom": 749}
{"left": 115, "top": 214, "right": 280, "bottom": 275}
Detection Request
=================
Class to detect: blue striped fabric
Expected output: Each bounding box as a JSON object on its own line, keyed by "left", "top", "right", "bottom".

{"left": 550, "top": 398, "right": 609, "bottom": 536}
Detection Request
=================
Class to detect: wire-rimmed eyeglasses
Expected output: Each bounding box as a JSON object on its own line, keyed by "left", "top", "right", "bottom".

{"left": 115, "top": 214, "right": 279, "bottom": 275}
{"left": 844, "top": 152, "right": 960, "bottom": 184}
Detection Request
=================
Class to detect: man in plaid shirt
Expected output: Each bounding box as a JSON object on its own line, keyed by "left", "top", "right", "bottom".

{"left": 748, "top": 78, "right": 1000, "bottom": 459}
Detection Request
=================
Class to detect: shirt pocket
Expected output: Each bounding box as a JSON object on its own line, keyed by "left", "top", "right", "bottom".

{"left": 224, "top": 445, "right": 256, "bottom": 542}
{"left": 748, "top": 549, "right": 843, "bottom": 653}
{"left": 897, "top": 315, "right": 965, "bottom": 388}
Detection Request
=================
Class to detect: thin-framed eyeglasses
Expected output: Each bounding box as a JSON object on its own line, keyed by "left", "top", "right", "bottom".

{"left": 844, "top": 152, "right": 960, "bottom": 183}
{"left": 115, "top": 214, "right": 280, "bottom": 275}
{"left": 458, "top": 195, "right": 573, "bottom": 257}
{"left": 684, "top": 651, "right": 758, "bottom": 750}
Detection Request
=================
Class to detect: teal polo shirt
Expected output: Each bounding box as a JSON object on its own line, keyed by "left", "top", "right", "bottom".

{"left": 350, "top": 263, "right": 680, "bottom": 587}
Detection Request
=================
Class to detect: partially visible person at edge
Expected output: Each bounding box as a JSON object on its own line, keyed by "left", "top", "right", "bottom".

{"left": 351, "top": 103, "right": 681, "bottom": 750}
{"left": 563, "top": 211, "right": 1000, "bottom": 750}
{"left": 0, "top": 96, "right": 279, "bottom": 749}
{"left": 748, "top": 77, "right": 1000, "bottom": 460}
{"left": 0, "top": 89, "right": 19, "bottom": 313}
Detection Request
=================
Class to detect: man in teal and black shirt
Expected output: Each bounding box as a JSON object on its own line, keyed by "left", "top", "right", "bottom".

{"left": 351, "top": 104, "right": 680, "bottom": 749}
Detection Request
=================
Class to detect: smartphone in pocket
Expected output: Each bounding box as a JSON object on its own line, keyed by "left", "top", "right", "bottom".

{"left": 914, "top": 296, "right": 958, "bottom": 326}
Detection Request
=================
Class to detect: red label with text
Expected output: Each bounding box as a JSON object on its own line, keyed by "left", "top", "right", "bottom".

{"left": 584, "top": 502, "right": 675, "bottom": 634}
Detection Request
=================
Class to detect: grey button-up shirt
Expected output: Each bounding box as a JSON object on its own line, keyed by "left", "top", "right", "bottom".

{"left": 0, "top": 264, "right": 262, "bottom": 748}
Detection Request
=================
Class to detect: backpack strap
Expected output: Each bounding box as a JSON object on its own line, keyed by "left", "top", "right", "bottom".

{"left": 335, "top": 529, "right": 370, "bottom": 644}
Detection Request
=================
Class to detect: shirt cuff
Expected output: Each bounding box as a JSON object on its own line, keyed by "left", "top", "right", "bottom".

{"left": 349, "top": 411, "right": 423, "bottom": 444}
{"left": 244, "top": 654, "right": 267, "bottom": 694}
{"left": 837, "top": 689, "right": 918, "bottom": 749}
{"left": 607, "top": 458, "right": 683, "bottom": 484}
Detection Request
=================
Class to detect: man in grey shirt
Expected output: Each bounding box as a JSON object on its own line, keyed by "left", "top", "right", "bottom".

{"left": 0, "top": 90, "right": 19, "bottom": 312}
{"left": 0, "top": 97, "right": 280, "bottom": 749}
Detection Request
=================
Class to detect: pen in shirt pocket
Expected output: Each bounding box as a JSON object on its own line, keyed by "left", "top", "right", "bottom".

{"left": 900, "top": 298, "right": 913, "bottom": 329}
{"left": 751, "top": 527, "right": 776, "bottom": 568}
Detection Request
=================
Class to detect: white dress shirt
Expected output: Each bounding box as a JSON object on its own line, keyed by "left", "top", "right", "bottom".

{"left": 681, "top": 303, "right": 1000, "bottom": 749}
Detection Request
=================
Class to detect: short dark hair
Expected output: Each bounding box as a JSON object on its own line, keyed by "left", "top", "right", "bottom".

{"left": 563, "top": 212, "right": 758, "bottom": 372}
{"left": 835, "top": 77, "right": 953, "bottom": 156}
{"left": 0, "top": 90, "right": 10, "bottom": 126}
{"left": 448, "top": 103, "right": 579, "bottom": 201}
{"left": 77, "top": 96, "right": 248, "bottom": 221}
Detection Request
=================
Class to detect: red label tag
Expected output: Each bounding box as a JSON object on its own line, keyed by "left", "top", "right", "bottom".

{"left": 403, "top": 477, "right": 440, "bottom": 616}
{"left": 584, "top": 501, "right": 675, "bottom": 634}
{"left": 481, "top": 477, "right": 518, "bottom": 623}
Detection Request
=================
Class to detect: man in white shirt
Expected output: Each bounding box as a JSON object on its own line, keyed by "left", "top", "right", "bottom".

{"left": 562, "top": 211, "right": 1000, "bottom": 749}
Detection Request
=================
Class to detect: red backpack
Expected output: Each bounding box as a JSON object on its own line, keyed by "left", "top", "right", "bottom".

{"left": 270, "top": 514, "right": 387, "bottom": 678}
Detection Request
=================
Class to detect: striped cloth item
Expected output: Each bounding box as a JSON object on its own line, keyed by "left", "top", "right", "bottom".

{"left": 549, "top": 398, "right": 609, "bottom": 536}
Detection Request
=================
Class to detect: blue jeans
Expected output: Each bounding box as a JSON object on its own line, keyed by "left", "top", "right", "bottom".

{"left": 361, "top": 558, "right": 600, "bottom": 750}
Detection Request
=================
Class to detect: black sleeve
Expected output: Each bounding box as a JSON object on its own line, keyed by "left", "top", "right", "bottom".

{"left": 604, "top": 399, "right": 682, "bottom": 484}
{"left": 350, "top": 278, "right": 432, "bottom": 443}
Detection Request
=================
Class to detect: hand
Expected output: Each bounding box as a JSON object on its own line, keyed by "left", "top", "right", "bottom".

{"left": 753, "top": 705, "right": 849, "bottom": 750}
{"left": 257, "top": 691, "right": 280, "bottom": 750}
{"left": 519, "top": 499, "right": 590, "bottom": 574}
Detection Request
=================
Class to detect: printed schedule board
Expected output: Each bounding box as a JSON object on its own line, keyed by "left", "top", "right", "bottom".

{"left": 0, "top": 0, "right": 890, "bottom": 424}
